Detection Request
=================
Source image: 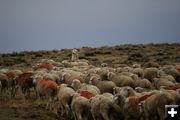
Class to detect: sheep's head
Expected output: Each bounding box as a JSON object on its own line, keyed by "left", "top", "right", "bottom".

{"left": 107, "top": 72, "right": 115, "bottom": 80}
{"left": 119, "top": 86, "right": 135, "bottom": 98}
{"left": 113, "top": 93, "right": 126, "bottom": 107}
{"left": 113, "top": 86, "right": 121, "bottom": 95}
{"left": 157, "top": 70, "right": 165, "bottom": 78}
{"left": 71, "top": 79, "right": 81, "bottom": 90}
{"left": 89, "top": 76, "right": 100, "bottom": 85}
{"left": 132, "top": 64, "right": 141, "bottom": 68}
{"left": 135, "top": 87, "right": 146, "bottom": 93}
{"left": 61, "top": 72, "right": 70, "bottom": 82}
{"left": 130, "top": 74, "right": 139, "bottom": 81}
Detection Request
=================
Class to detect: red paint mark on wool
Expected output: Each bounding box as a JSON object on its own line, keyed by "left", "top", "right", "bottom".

{"left": 5, "top": 71, "right": 17, "bottom": 79}
{"left": 17, "top": 72, "right": 33, "bottom": 81}
{"left": 39, "top": 80, "right": 58, "bottom": 90}
{"left": 79, "top": 90, "right": 94, "bottom": 99}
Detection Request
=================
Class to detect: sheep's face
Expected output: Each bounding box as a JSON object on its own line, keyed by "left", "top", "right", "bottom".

{"left": 113, "top": 87, "right": 121, "bottom": 95}
{"left": 113, "top": 93, "right": 125, "bottom": 105}
{"left": 130, "top": 74, "right": 138, "bottom": 80}
{"left": 107, "top": 72, "right": 115, "bottom": 80}
{"left": 119, "top": 87, "right": 134, "bottom": 98}
{"left": 71, "top": 79, "right": 81, "bottom": 89}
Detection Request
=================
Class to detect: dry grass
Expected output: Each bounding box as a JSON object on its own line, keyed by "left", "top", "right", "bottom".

{"left": 0, "top": 43, "right": 179, "bottom": 69}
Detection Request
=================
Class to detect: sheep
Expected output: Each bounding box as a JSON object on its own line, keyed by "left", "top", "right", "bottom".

{"left": 43, "top": 72, "right": 60, "bottom": 83}
{"left": 113, "top": 91, "right": 155, "bottom": 120}
{"left": 0, "top": 68, "right": 9, "bottom": 74}
{"left": 144, "top": 67, "right": 160, "bottom": 82}
{"left": 158, "top": 70, "right": 176, "bottom": 83}
{"left": 61, "top": 72, "right": 84, "bottom": 86}
{"left": 0, "top": 72, "right": 13, "bottom": 96}
{"left": 56, "top": 83, "right": 76, "bottom": 117}
{"left": 35, "top": 79, "right": 59, "bottom": 111}
{"left": 123, "top": 93, "right": 155, "bottom": 120}
{"left": 143, "top": 61, "right": 160, "bottom": 68}
{"left": 84, "top": 73, "right": 100, "bottom": 84}
{"left": 90, "top": 93, "right": 124, "bottom": 120}
{"left": 97, "top": 69, "right": 109, "bottom": 80}
{"left": 89, "top": 75, "right": 116, "bottom": 94}
{"left": 71, "top": 93, "right": 92, "bottom": 120}
{"left": 161, "top": 89, "right": 180, "bottom": 105}
{"left": 15, "top": 71, "right": 35, "bottom": 98}
{"left": 115, "top": 86, "right": 141, "bottom": 98}
{"left": 132, "top": 63, "right": 141, "bottom": 68}
{"left": 143, "top": 92, "right": 175, "bottom": 120}
{"left": 122, "top": 66, "right": 133, "bottom": 72}
{"left": 132, "top": 67, "right": 144, "bottom": 78}
{"left": 107, "top": 72, "right": 135, "bottom": 88}
{"left": 162, "top": 66, "right": 180, "bottom": 82}
{"left": 4, "top": 70, "right": 20, "bottom": 97}
{"left": 152, "top": 78, "right": 175, "bottom": 89}
{"left": 135, "top": 78, "right": 153, "bottom": 89}
{"left": 135, "top": 87, "right": 150, "bottom": 93}
{"left": 0, "top": 73, "right": 9, "bottom": 94}
{"left": 71, "top": 79, "right": 100, "bottom": 95}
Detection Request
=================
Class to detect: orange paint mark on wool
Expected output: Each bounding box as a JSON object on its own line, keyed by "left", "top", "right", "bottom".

{"left": 17, "top": 72, "right": 33, "bottom": 81}
{"left": 5, "top": 71, "right": 17, "bottom": 79}
{"left": 39, "top": 80, "right": 58, "bottom": 90}
{"left": 138, "top": 94, "right": 153, "bottom": 102}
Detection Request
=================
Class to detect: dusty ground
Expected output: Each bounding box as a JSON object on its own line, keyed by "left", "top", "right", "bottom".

{"left": 0, "top": 91, "right": 64, "bottom": 120}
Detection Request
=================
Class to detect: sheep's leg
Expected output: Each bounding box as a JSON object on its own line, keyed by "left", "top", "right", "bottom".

{"left": 65, "top": 104, "right": 70, "bottom": 116}
{"left": 76, "top": 111, "right": 82, "bottom": 120}
{"left": 101, "top": 112, "right": 110, "bottom": 120}
{"left": 71, "top": 111, "right": 77, "bottom": 120}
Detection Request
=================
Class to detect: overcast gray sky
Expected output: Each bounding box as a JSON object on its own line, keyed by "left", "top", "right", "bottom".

{"left": 0, "top": 0, "right": 180, "bottom": 53}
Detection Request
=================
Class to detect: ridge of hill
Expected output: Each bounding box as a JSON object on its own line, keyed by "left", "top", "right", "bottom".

{"left": 0, "top": 43, "right": 179, "bottom": 69}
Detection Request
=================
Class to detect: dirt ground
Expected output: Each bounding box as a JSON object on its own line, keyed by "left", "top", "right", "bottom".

{"left": 0, "top": 91, "right": 66, "bottom": 120}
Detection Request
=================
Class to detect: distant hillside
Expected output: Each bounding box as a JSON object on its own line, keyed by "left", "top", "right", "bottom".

{"left": 0, "top": 43, "right": 180, "bottom": 69}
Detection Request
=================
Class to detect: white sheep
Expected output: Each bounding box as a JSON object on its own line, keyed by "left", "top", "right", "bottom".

{"left": 56, "top": 83, "right": 76, "bottom": 117}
